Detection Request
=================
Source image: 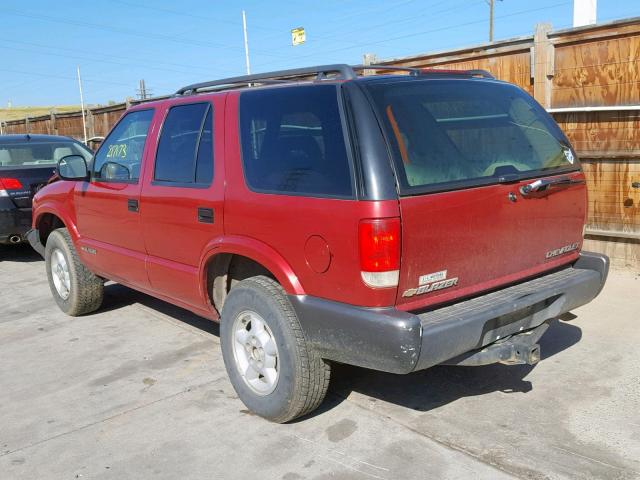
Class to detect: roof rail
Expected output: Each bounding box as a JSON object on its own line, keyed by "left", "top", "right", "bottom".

{"left": 420, "top": 68, "right": 495, "bottom": 79}
{"left": 176, "top": 64, "right": 357, "bottom": 95}
{"left": 352, "top": 64, "right": 422, "bottom": 76}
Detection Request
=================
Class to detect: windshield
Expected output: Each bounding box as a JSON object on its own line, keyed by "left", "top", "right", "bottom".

{"left": 0, "top": 140, "right": 92, "bottom": 168}
{"left": 365, "top": 79, "right": 579, "bottom": 194}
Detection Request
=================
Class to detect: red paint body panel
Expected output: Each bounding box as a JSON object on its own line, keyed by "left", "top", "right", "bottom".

{"left": 224, "top": 92, "right": 400, "bottom": 307}
{"left": 139, "top": 96, "right": 226, "bottom": 308}
{"left": 395, "top": 171, "right": 587, "bottom": 311}
{"left": 75, "top": 181, "right": 150, "bottom": 288}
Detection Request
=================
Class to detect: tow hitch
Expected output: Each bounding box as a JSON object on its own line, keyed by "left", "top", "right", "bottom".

{"left": 444, "top": 323, "right": 548, "bottom": 367}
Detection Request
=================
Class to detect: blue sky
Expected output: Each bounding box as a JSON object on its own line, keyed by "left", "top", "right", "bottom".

{"left": 0, "top": 0, "right": 638, "bottom": 106}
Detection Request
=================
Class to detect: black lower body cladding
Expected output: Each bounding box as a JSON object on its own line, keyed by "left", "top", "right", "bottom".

{"left": 289, "top": 251, "right": 609, "bottom": 374}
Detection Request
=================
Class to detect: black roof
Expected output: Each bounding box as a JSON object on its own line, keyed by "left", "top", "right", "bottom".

{"left": 0, "top": 134, "right": 79, "bottom": 144}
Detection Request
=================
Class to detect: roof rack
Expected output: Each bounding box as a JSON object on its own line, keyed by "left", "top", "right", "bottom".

{"left": 352, "top": 65, "right": 422, "bottom": 76}
{"left": 176, "top": 64, "right": 357, "bottom": 95}
{"left": 421, "top": 68, "right": 495, "bottom": 79}
{"left": 175, "top": 64, "right": 496, "bottom": 96}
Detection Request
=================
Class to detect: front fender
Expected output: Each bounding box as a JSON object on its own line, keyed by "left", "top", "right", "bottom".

{"left": 199, "top": 235, "right": 304, "bottom": 296}
{"left": 33, "top": 203, "right": 80, "bottom": 242}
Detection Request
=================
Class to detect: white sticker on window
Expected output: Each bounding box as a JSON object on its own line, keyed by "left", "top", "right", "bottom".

{"left": 419, "top": 270, "right": 447, "bottom": 285}
{"left": 563, "top": 147, "right": 575, "bottom": 164}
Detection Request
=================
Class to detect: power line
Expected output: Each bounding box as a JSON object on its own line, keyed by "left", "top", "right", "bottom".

{"left": 0, "top": 7, "right": 291, "bottom": 60}
{"left": 254, "top": 0, "right": 422, "bottom": 43}
{"left": 251, "top": 1, "right": 572, "bottom": 70}
{"left": 0, "top": 68, "right": 132, "bottom": 87}
{"left": 0, "top": 37, "right": 232, "bottom": 76}
{"left": 294, "top": 0, "right": 486, "bottom": 47}
{"left": 0, "top": 44, "right": 236, "bottom": 78}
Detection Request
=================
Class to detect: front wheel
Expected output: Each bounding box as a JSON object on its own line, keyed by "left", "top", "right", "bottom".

{"left": 220, "top": 276, "right": 330, "bottom": 423}
{"left": 45, "top": 228, "right": 103, "bottom": 316}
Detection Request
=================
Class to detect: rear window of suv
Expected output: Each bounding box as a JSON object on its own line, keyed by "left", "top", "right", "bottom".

{"left": 239, "top": 85, "right": 353, "bottom": 198}
{"left": 0, "top": 140, "right": 91, "bottom": 168}
{"left": 365, "top": 79, "right": 579, "bottom": 195}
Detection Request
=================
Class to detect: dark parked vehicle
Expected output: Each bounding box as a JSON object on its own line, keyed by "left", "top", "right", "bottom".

{"left": 0, "top": 134, "right": 92, "bottom": 245}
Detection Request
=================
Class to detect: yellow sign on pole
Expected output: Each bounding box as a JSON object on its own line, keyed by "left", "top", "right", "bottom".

{"left": 291, "top": 27, "right": 306, "bottom": 46}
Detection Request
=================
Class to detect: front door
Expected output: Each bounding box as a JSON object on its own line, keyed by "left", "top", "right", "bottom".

{"left": 140, "top": 97, "right": 225, "bottom": 309}
{"left": 74, "top": 108, "right": 156, "bottom": 288}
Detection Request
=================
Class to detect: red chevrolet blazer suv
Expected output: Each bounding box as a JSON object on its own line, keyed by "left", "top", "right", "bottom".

{"left": 27, "top": 64, "right": 608, "bottom": 422}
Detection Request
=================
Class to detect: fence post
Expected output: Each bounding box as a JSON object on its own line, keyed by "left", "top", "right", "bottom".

{"left": 86, "top": 109, "right": 95, "bottom": 139}
{"left": 363, "top": 53, "right": 379, "bottom": 76}
{"left": 50, "top": 111, "right": 57, "bottom": 135}
{"left": 533, "top": 23, "right": 554, "bottom": 108}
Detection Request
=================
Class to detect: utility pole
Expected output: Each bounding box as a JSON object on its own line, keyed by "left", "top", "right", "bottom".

{"left": 489, "top": 0, "right": 494, "bottom": 42}
{"left": 487, "top": 0, "right": 503, "bottom": 42}
{"left": 137, "top": 79, "right": 149, "bottom": 100}
{"left": 76, "top": 66, "right": 88, "bottom": 145}
{"left": 242, "top": 10, "right": 251, "bottom": 75}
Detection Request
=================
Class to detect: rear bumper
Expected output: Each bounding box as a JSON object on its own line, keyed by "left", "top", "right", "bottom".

{"left": 0, "top": 198, "right": 32, "bottom": 243}
{"left": 290, "top": 251, "right": 609, "bottom": 374}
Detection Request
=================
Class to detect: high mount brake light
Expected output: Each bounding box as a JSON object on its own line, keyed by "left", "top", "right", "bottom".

{"left": 358, "top": 218, "right": 400, "bottom": 288}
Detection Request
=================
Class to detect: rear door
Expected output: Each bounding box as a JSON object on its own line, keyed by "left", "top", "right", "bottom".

{"left": 74, "top": 108, "right": 156, "bottom": 288}
{"left": 140, "top": 97, "right": 224, "bottom": 309}
{"left": 364, "top": 78, "right": 586, "bottom": 310}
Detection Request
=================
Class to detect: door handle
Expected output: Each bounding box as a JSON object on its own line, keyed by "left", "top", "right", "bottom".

{"left": 197, "top": 207, "right": 214, "bottom": 224}
{"left": 632, "top": 182, "right": 640, "bottom": 189}
{"left": 127, "top": 199, "right": 139, "bottom": 212}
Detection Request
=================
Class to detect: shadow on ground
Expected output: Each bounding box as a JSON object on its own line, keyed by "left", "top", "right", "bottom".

{"left": 101, "top": 283, "right": 220, "bottom": 337}
{"left": 325, "top": 318, "right": 582, "bottom": 413}
{"left": 99, "top": 282, "right": 582, "bottom": 417}
{"left": 0, "top": 244, "right": 42, "bottom": 263}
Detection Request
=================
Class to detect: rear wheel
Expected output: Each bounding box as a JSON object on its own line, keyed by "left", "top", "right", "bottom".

{"left": 220, "top": 275, "right": 330, "bottom": 423}
{"left": 45, "top": 228, "right": 103, "bottom": 316}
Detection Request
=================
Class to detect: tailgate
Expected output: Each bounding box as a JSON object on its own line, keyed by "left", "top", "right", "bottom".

{"left": 361, "top": 77, "right": 586, "bottom": 310}
{"left": 396, "top": 173, "right": 586, "bottom": 310}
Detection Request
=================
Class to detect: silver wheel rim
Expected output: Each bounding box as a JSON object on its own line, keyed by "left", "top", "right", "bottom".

{"left": 231, "top": 310, "right": 279, "bottom": 396}
{"left": 50, "top": 248, "right": 71, "bottom": 300}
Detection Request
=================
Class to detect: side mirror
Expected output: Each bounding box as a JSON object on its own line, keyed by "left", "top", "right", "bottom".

{"left": 57, "top": 155, "right": 88, "bottom": 181}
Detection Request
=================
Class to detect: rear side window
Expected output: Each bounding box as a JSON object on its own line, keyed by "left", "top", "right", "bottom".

{"left": 154, "top": 102, "right": 213, "bottom": 185}
{"left": 239, "top": 85, "right": 353, "bottom": 198}
{"left": 93, "top": 109, "right": 154, "bottom": 182}
{"left": 365, "top": 80, "right": 579, "bottom": 194}
{"left": 0, "top": 141, "right": 92, "bottom": 167}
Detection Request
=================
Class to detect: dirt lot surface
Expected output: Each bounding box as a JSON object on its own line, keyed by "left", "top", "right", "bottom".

{"left": 1, "top": 245, "right": 639, "bottom": 479}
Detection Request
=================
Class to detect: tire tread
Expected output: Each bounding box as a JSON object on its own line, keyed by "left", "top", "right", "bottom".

{"left": 227, "top": 275, "right": 330, "bottom": 423}
{"left": 46, "top": 228, "right": 103, "bottom": 316}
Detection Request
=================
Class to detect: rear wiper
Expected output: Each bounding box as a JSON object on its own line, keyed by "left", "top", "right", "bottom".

{"left": 520, "top": 176, "right": 585, "bottom": 196}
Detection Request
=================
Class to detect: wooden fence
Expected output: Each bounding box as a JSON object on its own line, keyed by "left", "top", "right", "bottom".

{"left": 2, "top": 17, "right": 639, "bottom": 268}
{"left": 369, "top": 17, "right": 640, "bottom": 269}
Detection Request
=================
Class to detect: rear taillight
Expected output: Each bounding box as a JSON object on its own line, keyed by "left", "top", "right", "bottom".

{"left": 358, "top": 218, "right": 400, "bottom": 288}
{"left": 0, "top": 178, "right": 23, "bottom": 196}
